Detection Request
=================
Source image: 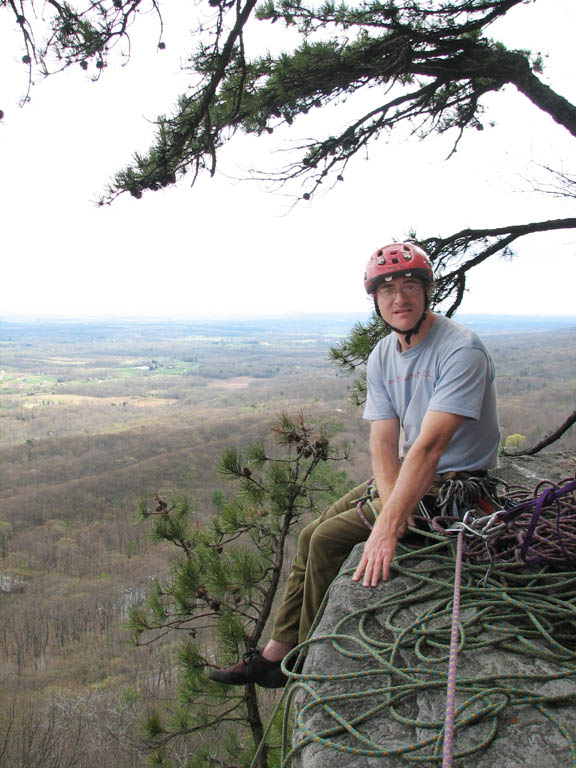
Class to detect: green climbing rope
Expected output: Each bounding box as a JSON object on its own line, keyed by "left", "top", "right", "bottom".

{"left": 279, "top": 530, "right": 576, "bottom": 766}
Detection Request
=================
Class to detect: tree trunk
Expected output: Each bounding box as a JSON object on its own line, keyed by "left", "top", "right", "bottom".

{"left": 245, "top": 683, "right": 268, "bottom": 768}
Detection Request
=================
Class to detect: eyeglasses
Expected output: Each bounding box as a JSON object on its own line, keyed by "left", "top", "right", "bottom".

{"left": 376, "top": 282, "right": 422, "bottom": 300}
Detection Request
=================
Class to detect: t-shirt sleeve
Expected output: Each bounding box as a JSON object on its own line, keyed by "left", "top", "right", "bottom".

{"left": 363, "top": 348, "right": 399, "bottom": 421}
{"left": 428, "top": 346, "right": 490, "bottom": 420}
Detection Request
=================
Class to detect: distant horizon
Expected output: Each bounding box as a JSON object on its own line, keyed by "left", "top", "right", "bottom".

{"left": 2, "top": 312, "right": 576, "bottom": 324}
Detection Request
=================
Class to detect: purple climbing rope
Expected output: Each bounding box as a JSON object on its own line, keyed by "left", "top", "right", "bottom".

{"left": 498, "top": 478, "right": 576, "bottom": 565}
{"left": 450, "top": 477, "right": 576, "bottom": 566}
{"left": 442, "top": 525, "right": 464, "bottom": 768}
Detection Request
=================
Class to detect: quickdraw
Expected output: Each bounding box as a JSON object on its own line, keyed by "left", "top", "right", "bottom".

{"left": 354, "top": 477, "right": 379, "bottom": 530}
{"left": 355, "top": 472, "right": 504, "bottom": 534}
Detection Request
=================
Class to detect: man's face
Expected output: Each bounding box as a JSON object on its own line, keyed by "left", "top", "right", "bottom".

{"left": 374, "top": 275, "right": 426, "bottom": 330}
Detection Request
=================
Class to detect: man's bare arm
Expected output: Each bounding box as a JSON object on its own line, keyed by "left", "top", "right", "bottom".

{"left": 353, "top": 410, "right": 465, "bottom": 587}
{"left": 369, "top": 418, "right": 401, "bottom": 503}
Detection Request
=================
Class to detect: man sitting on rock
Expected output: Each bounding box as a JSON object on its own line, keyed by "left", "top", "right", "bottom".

{"left": 210, "top": 242, "right": 500, "bottom": 688}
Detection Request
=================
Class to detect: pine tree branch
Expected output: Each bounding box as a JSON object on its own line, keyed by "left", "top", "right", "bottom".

{"left": 503, "top": 51, "right": 576, "bottom": 139}
{"left": 100, "top": 0, "right": 576, "bottom": 203}
{"left": 423, "top": 217, "right": 576, "bottom": 315}
{"left": 142, "top": 706, "right": 243, "bottom": 750}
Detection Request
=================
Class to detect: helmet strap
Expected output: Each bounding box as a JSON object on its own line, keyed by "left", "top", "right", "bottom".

{"left": 374, "top": 287, "right": 430, "bottom": 347}
{"left": 388, "top": 308, "right": 427, "bottom": 346}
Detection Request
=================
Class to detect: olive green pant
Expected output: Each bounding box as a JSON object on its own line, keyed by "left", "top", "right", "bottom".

{"left": 271, "top": 480, "right": 376, "bottom": 646}
{"left": 271, "top": 471, "right": 487, "bottom": 645}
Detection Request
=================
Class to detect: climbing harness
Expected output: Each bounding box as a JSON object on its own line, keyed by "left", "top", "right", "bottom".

{"left": 354, "top": 472, "right": 502, "bottom": 532}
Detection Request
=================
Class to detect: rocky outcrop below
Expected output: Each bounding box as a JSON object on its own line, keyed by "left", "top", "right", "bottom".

{"left": 492, "top": 451, "right": 575, "bottom": 487}
{"left": 288, "top": 453, "right": 576, "bottom": 768}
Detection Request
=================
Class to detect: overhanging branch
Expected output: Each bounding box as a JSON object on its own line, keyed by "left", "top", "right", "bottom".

{"left": 423, "top": 217, "right": 576, "bottom": 315}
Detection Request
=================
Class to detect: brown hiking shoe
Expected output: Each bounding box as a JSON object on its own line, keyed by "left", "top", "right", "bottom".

{"left": 209, "top": 649, "right": 288, "bottom": 689}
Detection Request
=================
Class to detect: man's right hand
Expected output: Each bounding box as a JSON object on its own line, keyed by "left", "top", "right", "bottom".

{"left": 352, "top": 523, "right": 399, "bottom": 586}
{"left": 352, "top": 512, "right": 415, "bottom": 586}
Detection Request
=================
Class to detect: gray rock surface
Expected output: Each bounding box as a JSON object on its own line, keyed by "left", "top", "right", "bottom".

{"left": 495, "top": 451, "right": 575, "bottom": 487}
{"left": 288, "top": 453, "right": 576, "bottom": 768}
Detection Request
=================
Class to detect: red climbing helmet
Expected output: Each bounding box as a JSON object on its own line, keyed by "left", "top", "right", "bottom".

{"left": 364, "top": 243, "right": 433, "bottom": 294}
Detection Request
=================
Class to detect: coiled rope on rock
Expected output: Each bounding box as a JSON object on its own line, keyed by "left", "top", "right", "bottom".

{"left": 276, "top": 475, "right": 576, "bottom": 767}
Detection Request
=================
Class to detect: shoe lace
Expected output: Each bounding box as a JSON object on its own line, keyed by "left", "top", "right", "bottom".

{"left": 242, "top": 648, "right": 260, "bottom": 665}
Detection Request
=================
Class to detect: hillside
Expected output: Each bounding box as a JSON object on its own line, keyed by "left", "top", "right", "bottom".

{"left": 0, "top": 316, "right": 575, "bottom": 766}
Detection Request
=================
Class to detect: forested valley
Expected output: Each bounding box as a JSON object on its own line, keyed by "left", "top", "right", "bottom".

{"left": 0, "top": 316, "right": 575, "bottom": 766}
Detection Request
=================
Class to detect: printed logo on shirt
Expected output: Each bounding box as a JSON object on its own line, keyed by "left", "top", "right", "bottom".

{"left": 387, "top": 369, "right": 433, "bottom": 385}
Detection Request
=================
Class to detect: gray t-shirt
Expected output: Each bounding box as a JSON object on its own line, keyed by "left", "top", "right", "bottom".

{"left": 363, "top": 314, "right": 500, "bottom": 473}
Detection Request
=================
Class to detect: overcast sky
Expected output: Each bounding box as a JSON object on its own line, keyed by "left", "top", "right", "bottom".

{"left": 1, "top": 0, "right": 575, "bottom": 321}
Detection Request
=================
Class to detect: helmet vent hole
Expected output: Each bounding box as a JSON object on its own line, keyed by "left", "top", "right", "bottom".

{"left": 392, "top": 257, "right": 399, "bottom": 264}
